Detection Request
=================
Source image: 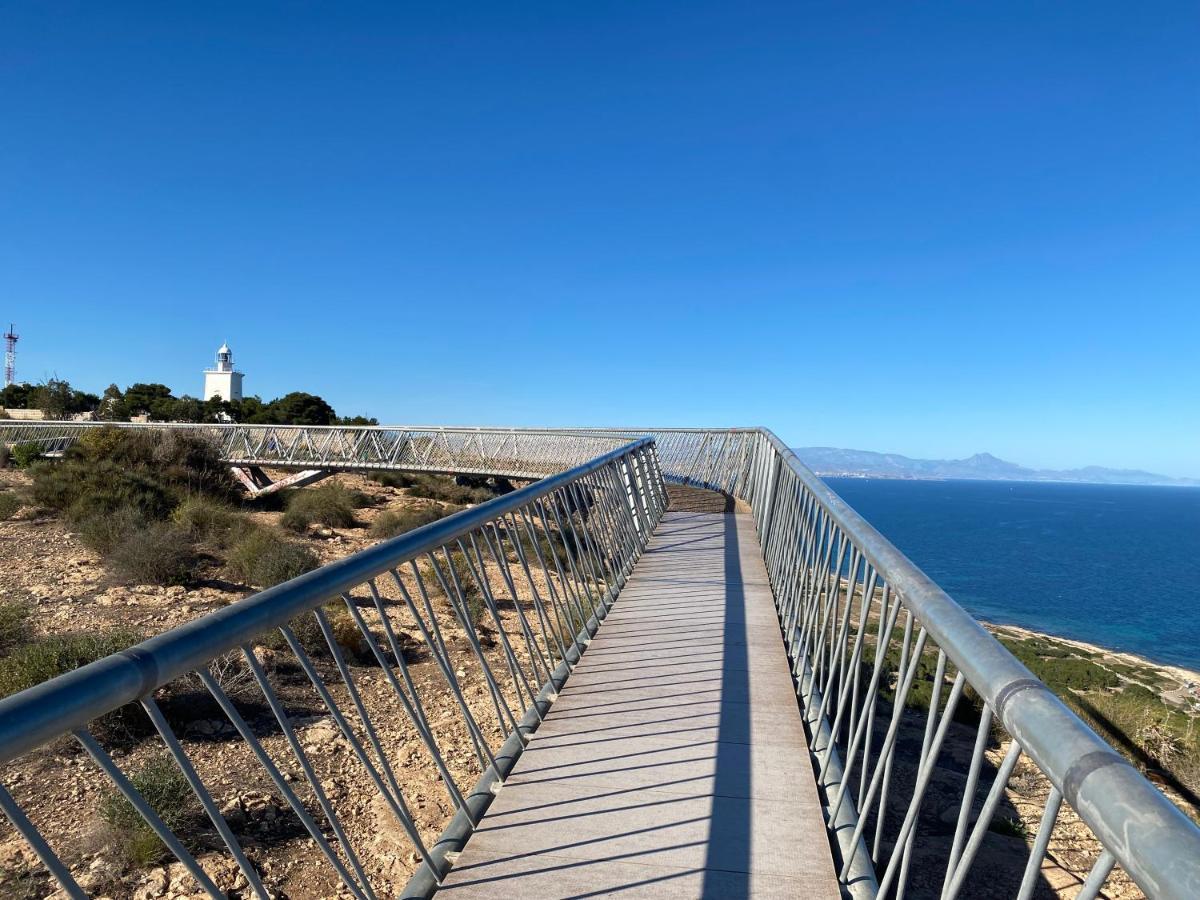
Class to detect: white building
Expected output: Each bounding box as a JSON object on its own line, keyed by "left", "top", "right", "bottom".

{"left": 202, "top": 342, "right": 244, "bottom": 402}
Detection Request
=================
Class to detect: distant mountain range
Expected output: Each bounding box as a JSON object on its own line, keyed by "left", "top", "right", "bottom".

{"left": 793, "top": 448, "right": 1200, "bottom": 487}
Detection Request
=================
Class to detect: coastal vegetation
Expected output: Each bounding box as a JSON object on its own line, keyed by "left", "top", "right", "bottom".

{"left": 995, "top": 629, "right": 1200, "bottom": 821}
{"left": 280, "top": 482, "right": 371, "bottom": 532}
{"left": 0, "top": 430, "right": 549, "bottom": 893}
{"left": 369, "top": 502, "right": 460, "bottom": 539}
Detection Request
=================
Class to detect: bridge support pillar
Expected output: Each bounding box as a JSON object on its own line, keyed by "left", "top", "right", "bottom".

{"left": 231, "top": 466, "right": 333, "bottom": 499}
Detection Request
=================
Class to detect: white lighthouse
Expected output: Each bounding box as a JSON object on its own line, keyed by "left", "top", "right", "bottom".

{"left": 203, "top": 342, "right": 244, "bottom": 402}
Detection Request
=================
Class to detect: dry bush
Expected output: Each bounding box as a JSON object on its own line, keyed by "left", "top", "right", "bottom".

{"left": 370, "top": 503, "right": 459, "bottom": 540}
{"left": 227, "top": 527, "right": 319, "bottom": 588}
{"left": 99, "top": 753, "right": 201, "bottom": 868}
{"left": 109, "top": 522, "right": 199, "bottom": 586}
{"left": 281, "top": 483, "right": 362, "bottom": 532}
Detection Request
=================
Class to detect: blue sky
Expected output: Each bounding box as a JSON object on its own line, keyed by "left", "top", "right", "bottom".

{"left": 2, "top": 3, "right": 1197, "bottom": 476}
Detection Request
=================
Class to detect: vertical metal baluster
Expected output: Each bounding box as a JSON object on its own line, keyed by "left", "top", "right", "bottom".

{"left": 338, "top": 591, "right": 468, "bottom": 813}
{"left": 542, "top": 492, "right": 593, "bottom": 626}
{"left": 873, "top": 611, "right": 916, "bottom": 861}
{"left": 283, "top": 618, "right": 433, "bottom": 868}
{"left": 393, "top": 565, "right": 495, "bottom": 769}
{"left": 553, "top": 487, "right": 603, "bottom": 618}
{"left": 536, "top": 498, "right": 591, "bottom": 641}
{"left": 825, "top": 592, "right": 903, "bottom": 823}
{"left": 140, "top": 696, "right": 270, "bottom": 898}
{"left": 1075, "top": 850, "right": 1117, "bottom": 900}
{"left": 0, "top": 784, "right": 87, "bottom": 899}
{"left": 567, "top": 481, "right": 613, "bottom": 599}
{"left": 519, "top": 506, "right": 576, "bottom": 660}
{"left": 74, "top": 729, "right": 225, "bottom": 899}
{"left": 426, "top": 548, "right": 521, "bottom": 734}
{"left": 197, "top": 668, "right": 371, "bottom": 899}
{"left": 458, "top": 535, "right": 540, "bottom": 717}
{"left": 482, "top": 521, "right": 553, "bottom": 686}
{"left": 858, "top": 582, "right": 891, "bottom": 810}
{"left": 895, "top": 651, "right": 952, "bottom": 899}
{"left": 507, "top": 508, "right": 572, "bottom": 666}
{"left": 940, "top": 704, "right": 994, "bottom": 896}
{"left": 941, "top": 740, "right": 1025, "bottom": 900}
{"left": 876, "top": 670, "right": 966, "bottom": 899}
{"left": 1014, "top": 787, "right": 1062, "bottom": 900}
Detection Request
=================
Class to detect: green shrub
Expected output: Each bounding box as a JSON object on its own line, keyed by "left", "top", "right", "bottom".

{"left": 33, "top": 459, "right": 173, "bottom": 524}
{"left": 253, "top": 603, "right": 373, "bottom": 662}
{"left": 281, "top": 483, "right": 360, "bottom": 532}
{"left": 227, "top": 527, "right": 319, "bottom": 588}
{"left": 369, "top": 471, "right": 415, "bottom": 489}
{"left": 370, "top": 504, "right": 458, "bottom": 540}
{"left": 9, "top": 443, "right": 43, "bottom": 469}
{"left": 0, "top": 492, "right": 19, "bottom": 520}
{"left": 77, "top": 427, "right": 234, "bottom": 501}
{"left": 422, "top": 549, "right": 487, "bottom": 626}
{"left": 0, "top": 602, "right": 31, "bottom": 655}
{"left": 99, "top": 753, "right": 200, "bottom": 867}
{"left": 172, "top": 496, "right": 249, "bottom": 547}
{"left": 109, "top": 522, "right": 199, "bottom": 586}
{"left": 408, "top": 475, "right": 495, "bottom": 505}
{"left": 76, "top": 506, "right": 150, "bottom": 555}
{"left": 30, "top": 428, "right": 235, "bottom": 525}
{"left": 0, "top": 629, "right": 142, "bottom": 697}
{"left": 999, "top": 638, "right": 1120, "bottom": 692}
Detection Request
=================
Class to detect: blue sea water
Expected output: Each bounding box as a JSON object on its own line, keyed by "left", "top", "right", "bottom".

{"left": 822, "top": 477, "right": 1200, "bottom": 670}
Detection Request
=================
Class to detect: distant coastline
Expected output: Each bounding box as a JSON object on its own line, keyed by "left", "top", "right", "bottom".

{"left": 796, "top": 446, "right": 1199, "bottom": 488}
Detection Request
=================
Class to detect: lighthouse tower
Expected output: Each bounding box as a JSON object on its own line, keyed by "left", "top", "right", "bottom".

{"left": 203, "top": 342, "right": 244, "bottom": 402}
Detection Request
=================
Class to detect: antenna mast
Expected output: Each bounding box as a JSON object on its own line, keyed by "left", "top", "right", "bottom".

{"left": 3, "top": 324, "right": 17, "bottom": 387}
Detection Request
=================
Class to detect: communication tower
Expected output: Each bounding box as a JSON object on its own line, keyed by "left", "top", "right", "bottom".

{"left": 3, "top": 324, "right": 17, "bottom": 387}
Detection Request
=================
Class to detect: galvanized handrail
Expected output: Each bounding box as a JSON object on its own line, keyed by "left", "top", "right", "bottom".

{"left": 0, "top": 423, "right": 1196, "bottom": 898}
{"left": 0, "top": 422, "right": 631, "bottom": 479}
{"left": 0, "top": 437, "right": 666, "bottom": 898}
{"left": 571, "top": 427, "right": 1200, "bottom": 899}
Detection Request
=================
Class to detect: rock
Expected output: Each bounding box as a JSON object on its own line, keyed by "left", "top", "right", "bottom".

{"left": 133, "top": 867, "right": 168, "bottom": 900}
{"left": 219, "top": 798, "right": 246, "bottom": 828}
{"left": 302, "top": 718, "right": 341, "bottom": 750}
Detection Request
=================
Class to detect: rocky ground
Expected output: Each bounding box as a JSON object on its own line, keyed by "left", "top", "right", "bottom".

{"left": 0, "top": 471, "right": 1189, "bottom": 900}
{"left": 0, "top": 468, "right": 572, "bottom": 899}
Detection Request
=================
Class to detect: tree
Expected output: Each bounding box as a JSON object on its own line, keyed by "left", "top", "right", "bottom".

{"left": 123, "top": 383, "right": 175, "bottom": 417}
{"left": 30, "top": 378, "right": 97, "bottom": 419}
{"left": 227, "top": 396, "right": 266, "bottom": 424}
{"left": 98, "top": 384, "right": 128, "bottom": 421}
{"left": 171, "top": 395, "right": 205, "bottom": 423}
{"left": 263, "top": 392, "right": 336, "bottom": 426}
{"left": 337, "top": 414, "right": 379, "bottom": 426}
{"left": 1, "top": 383, "right": 33, "bottom": 410}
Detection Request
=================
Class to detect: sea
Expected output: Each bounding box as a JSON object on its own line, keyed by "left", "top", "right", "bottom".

{"left": 822, "top": 477, "right": 1200, "bottom": 671}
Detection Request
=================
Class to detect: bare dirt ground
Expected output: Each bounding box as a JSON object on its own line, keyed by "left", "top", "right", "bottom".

{"left": 0, "top": 476, "right": 1187, "bottom": 899}
{"left": 0, "top": 469, "right": 573, "bottom": 900}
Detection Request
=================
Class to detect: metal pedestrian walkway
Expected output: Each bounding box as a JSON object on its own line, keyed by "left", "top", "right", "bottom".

{"left": 435, "top": 507, "right": 840, "bottom": 898}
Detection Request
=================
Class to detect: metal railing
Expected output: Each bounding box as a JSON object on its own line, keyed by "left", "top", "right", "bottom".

{"left": 0, "top": 422, "right": 630, "bottom": 480}
{"left": 0, "top": 423, "right": 1196, "bottom": 898}
{"left": 0, "top": 438, "right": 665, "bottom": 899}
{"left": 573, "top": 427, "right": 1200, "bottom": 900}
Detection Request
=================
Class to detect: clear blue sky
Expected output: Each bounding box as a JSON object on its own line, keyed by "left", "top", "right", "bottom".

{"left": 2, "top": 3, "right": 1197, "bottom": 476}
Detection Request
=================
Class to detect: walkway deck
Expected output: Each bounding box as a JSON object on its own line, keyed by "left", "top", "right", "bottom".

{"left": 436, "top": 506, "right": 840, "bottom": 898}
